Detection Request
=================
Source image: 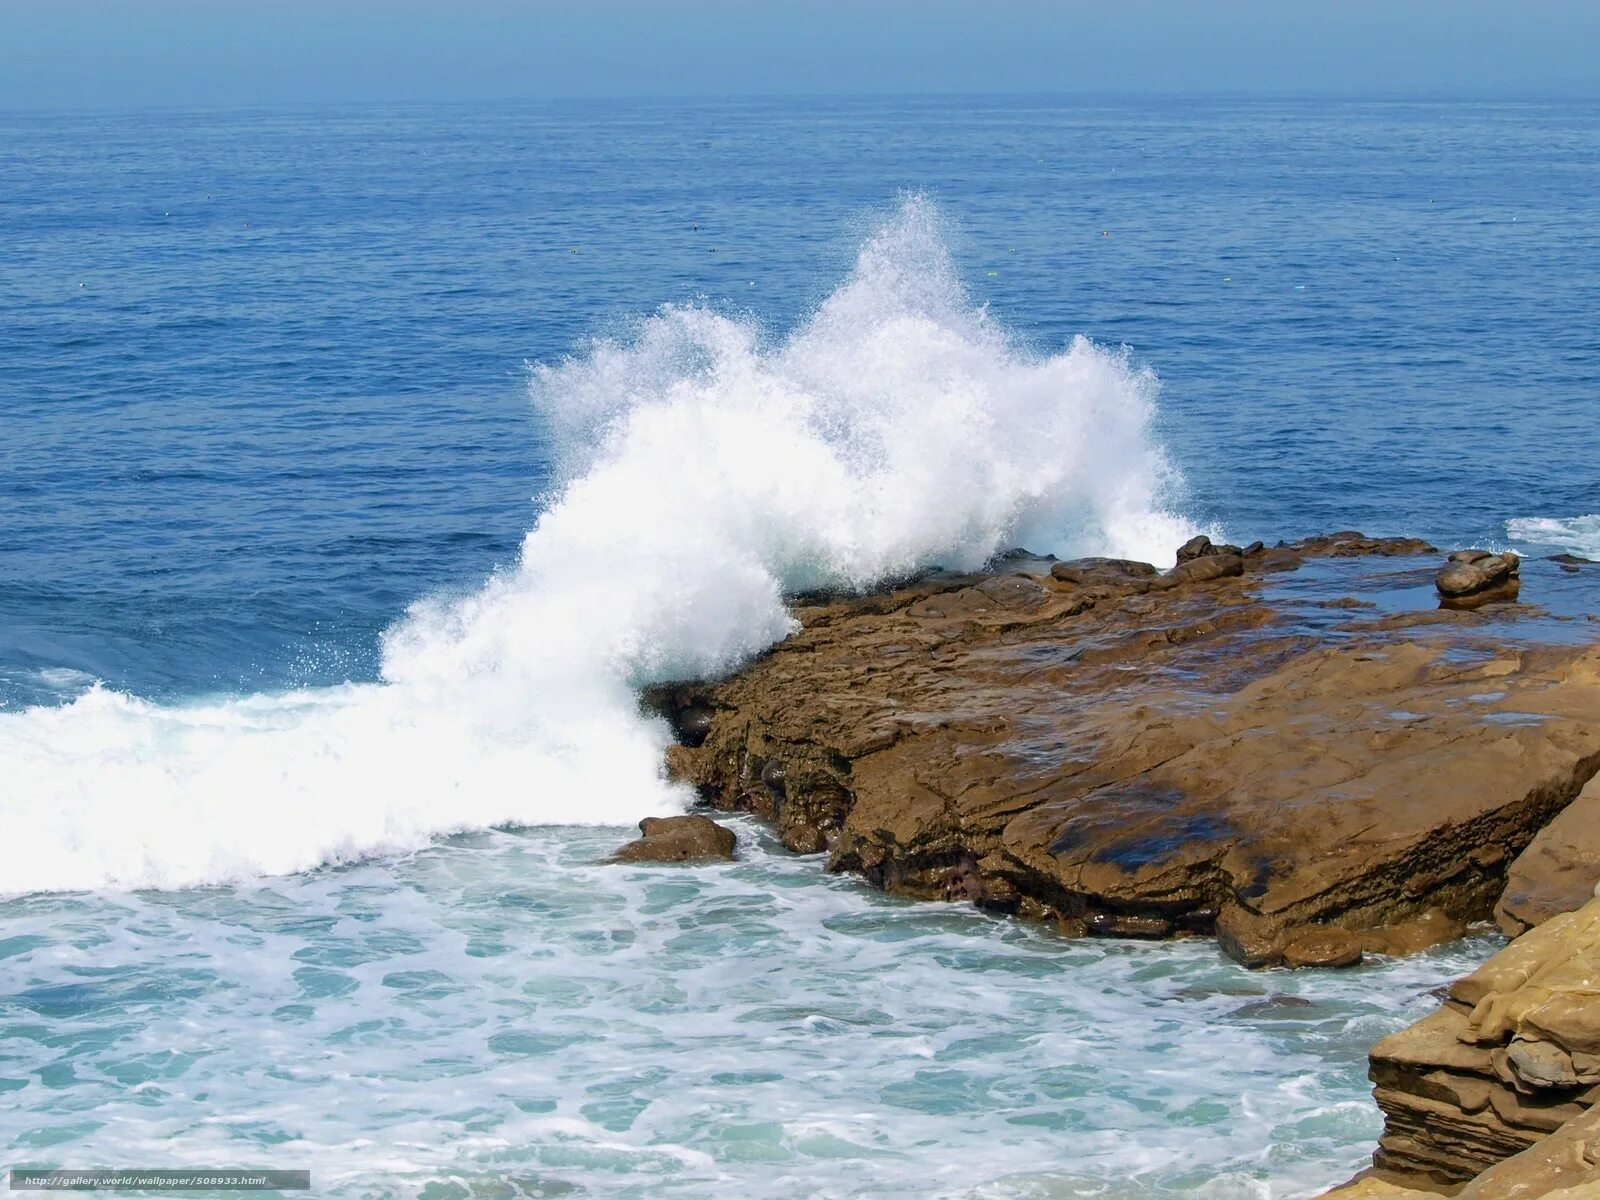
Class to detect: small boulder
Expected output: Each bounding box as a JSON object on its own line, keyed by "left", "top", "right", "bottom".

{"left": 1175, "top": 535, "right": 1245, "bottom": 563}
{"left": 1503, "top": 1038, "right": 1581, "bottom": 1091}
{"left": 1282, "top": 928, "right": 1363, "bottom": 969}
{"left": 1437, "top": 551, "right": 1520, "bottom": 600}
{"left": 610, "top": 814, "right": 736, "bottom": 863}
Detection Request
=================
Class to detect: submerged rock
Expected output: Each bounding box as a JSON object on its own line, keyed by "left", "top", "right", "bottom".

{"left": 647, "top": 533, "right": 1600, "bottom": 968}
{"left": 610, "top": 815, "right": 736, "bottom": 863}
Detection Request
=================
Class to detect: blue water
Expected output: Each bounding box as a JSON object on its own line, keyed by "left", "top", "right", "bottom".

{"left": 5, "top": 96, "right": 1598, "bottom": 705}
{"left": 2, "top": 96, "right": 1598, "bottom": 1196}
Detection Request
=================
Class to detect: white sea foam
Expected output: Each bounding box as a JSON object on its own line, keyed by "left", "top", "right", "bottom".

{"left": 1507, "top": 514, "right": 1600, "bottom": 559}
{"left": 1, "top": 197, "right": 1197, "bottom": 895}
{"left": 0, "top": 824, "right": 1497, "bottom": 1198}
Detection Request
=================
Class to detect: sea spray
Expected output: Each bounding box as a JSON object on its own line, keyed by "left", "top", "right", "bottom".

{"left": 1508, "top": 515, "right": 1600, "bottom": 559}
{"left": 2, "top": 198, "right": 1196, "bottom": 895}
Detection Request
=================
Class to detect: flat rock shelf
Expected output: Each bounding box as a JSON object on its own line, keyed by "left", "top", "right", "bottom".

{"left": 647, "top": 533, "right": 1600, "bottom": 971}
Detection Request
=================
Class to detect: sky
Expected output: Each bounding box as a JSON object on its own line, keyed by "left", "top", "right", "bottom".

{"left": 2, "top": 0, "right": 1598, "bottom": 110}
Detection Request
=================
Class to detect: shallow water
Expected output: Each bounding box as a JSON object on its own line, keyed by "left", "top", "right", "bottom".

{"left": 3, "top": 95, "right": 1596, "bottom": 1194}
{"left": 0, "top": 819, "right": 1497, "bottom": 1199}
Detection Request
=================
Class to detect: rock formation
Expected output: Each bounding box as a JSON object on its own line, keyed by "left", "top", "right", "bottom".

{"left": 610, "top": 814, "right": 737, "bottom": 863}
{"left": 1324, "top": 895, "right": 1600, "bottom": 1198}
{"left": 649, "top": 533, "right": 1600, "bottom": 968}
{"left": 1438, "top": 549, "right": 1522, "bottom": 604}
{"left": 1499, "top": 776, "right": 1600, "bottom": 936}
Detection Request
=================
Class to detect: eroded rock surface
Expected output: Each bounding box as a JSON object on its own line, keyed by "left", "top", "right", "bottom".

{"left": 650, "top": 534, "right": 1600, "bottom": 967}
{"left": 1499, "top": 777, "right": 1600, "bottom": 936}
{"left": 1357, "top": 898, "right": 1600, "bottom": 1191}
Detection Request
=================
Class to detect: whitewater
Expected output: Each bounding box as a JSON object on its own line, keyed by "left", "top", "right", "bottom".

{"left": 4, "top": 199, "right": 1196, "bottom": 896}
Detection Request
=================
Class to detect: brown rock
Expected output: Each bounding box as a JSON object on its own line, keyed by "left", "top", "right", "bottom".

{"left": 1283, "top": 928, "right": 1364, "bottom": 968}
{"left": 610, "top": 814, "right": 736, "bottom": 863}
{"left": 1317, "top": 1178, "right": 1435, "bottom": 1199}
{"left": 1498, "top": 776, "right": 1600, "bottom": 935}
{"left": 1446, "top": 1105, "right": 1600, "bottom": 1198}
{"left": 1362, "top": 910, "right": 1471, "bottom": 958}
{"left": 662, "top": 743, "right": 712, "bottom": 789}
{"left": 1049, "top": 557, "right": 1158, "bottom": 586}
{"left": 1438, "top": 551, "right": 1522, "bottom": 600}
{"left": 1365, "top": 898, "right": 1600, "bottom": 1189}
{"left": 651, "top": 533, "right": 1600, "bottom": 968}
{"left": 1086, "top": 912, "right": 1173, "bottom": 938}
{"left": 1149, "top": 552, "right": 1245, "bottom": 589}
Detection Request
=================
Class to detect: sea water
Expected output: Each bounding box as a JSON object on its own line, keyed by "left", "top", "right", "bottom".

{"left": 2, "top": 96, "right": 1598, "bottom": 1196}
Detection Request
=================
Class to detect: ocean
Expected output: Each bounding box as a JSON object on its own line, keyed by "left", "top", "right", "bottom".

{"left": 1, "top": 95, "right": 1596, "bottom": 1197}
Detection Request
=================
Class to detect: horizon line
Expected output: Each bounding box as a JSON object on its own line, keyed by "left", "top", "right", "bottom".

{"left": 5, "top": 85, "right": 1600, "bottom": 120}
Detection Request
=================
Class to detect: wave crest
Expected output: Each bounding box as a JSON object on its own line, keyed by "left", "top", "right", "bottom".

{"left": 2, "top": 197, "right": 1197, "bottom": 895}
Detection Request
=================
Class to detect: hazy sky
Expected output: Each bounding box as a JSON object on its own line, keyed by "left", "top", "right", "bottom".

{"left": 4, "top": 0, "right": 1598, "bottom": 110}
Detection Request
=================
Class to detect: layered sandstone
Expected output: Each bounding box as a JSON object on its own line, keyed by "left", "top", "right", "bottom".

{"left": 650, "top": 535, "right": 1600, "bottom": 968}
{"left": 1326, "top": 897, "right": 1600, "bottom": 1197}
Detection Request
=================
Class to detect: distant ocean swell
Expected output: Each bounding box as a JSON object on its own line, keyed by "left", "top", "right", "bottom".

{"left": 2, "top": 197, "right": 1198, "bottom": 895}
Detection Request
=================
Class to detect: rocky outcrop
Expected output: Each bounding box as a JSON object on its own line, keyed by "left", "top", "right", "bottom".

{"left": 1367, "top": 897, "right": 1600, "bottom": 1186}
{"left": 651, "top": 533, "right": 1600, "bottom": 968}
{"left": 1438, "top": 549, "right": 1521, "bottom": 604}
{"left": 1499, "top": 777, "right": 1600, "bottom": 936}
{"left": 610, "top": 815, "right": 736, "bottom": 863}
{"left": 1454, "top": 1104, "right": 1600, "bottom": 1197}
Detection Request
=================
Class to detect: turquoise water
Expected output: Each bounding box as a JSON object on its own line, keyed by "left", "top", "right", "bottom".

{"left": 1, "top": 820, "right": 1494, "bottom": 1198}
{"left": 3, "top": 96, "right": 1596, "bottom": 1194}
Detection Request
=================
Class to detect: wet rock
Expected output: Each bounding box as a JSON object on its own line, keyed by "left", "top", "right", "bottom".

{"left": 1176, "top": 534, "right": 1245, "bottom": 563}
{"left": 610, "top": 815, "right": 736, "bottom": 863}
{"left": 1361, "top": 910, "right": 1470, "bottom": 958}
{"left": 663, "top": 744, "right": 712, "bottom": 789}
{"left": 938, "top": 856, "right": 1021, "bottom": 912}
{"left": 1497, "top": 776, "right": 1600, "bottom": 936}
{"left": 1282, "top": 929, "right": 1364, "bottom": 969}
{"left": 1148, "top": 553, "right": 1245, "bottom": 590}
{"left": 1049, "top": 557, "right": 1158, "bottom": 586}
{"left": 1086, "top": 912, "right": 1173, "bottom": 939}
{"left": 782, "top": 822, "right": 828, "bottom": 855}
{"left": 1232, "top": 994, "right": 1315, "bottom": 1019}
{"left": 1298, "top": 532, "right": 1438, "bottom": 558}
{"left": 1438, "top": 551, "right": 1521, "bottom": 601}
{"left": 662, "top": 531, "right": 1600, "bottom": 969}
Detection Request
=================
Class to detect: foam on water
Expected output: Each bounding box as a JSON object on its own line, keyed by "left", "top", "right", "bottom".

{"left": 1, "top": 198, "right": 1196, "bottom": 896}
{"left": 0, "top": 822, "right": 1496, "bottom": 1199}
{"left": 1508, "top": 515, "right": 1600, "bottom": 559}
